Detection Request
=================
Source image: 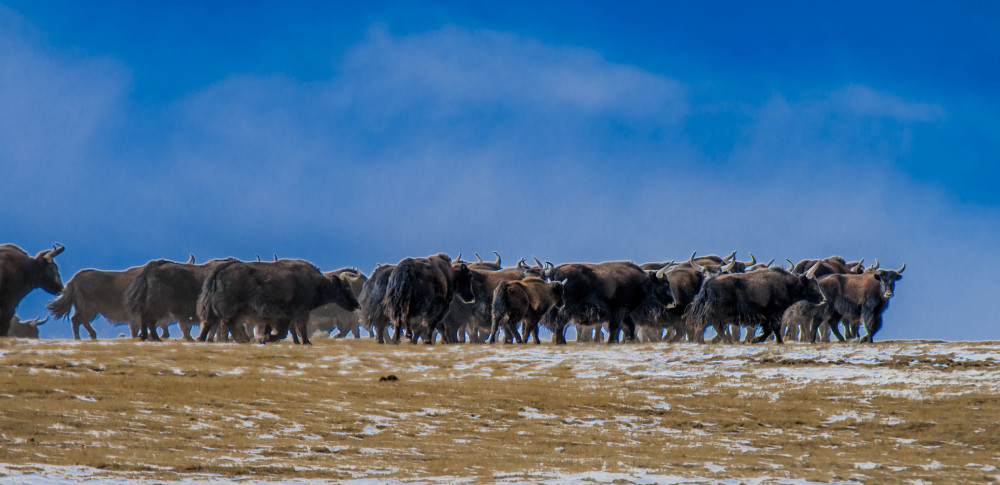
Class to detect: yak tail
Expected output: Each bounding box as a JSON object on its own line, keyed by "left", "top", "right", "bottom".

{"left": 386, "top": 261, "right": 414, "bottom": 322}
{"left": 46, "top": 283, "right": 75, "bottom": 318}
{"left": 124, "top": 268, "right": 151, "bottom": 316}
{"left": 196, "top": 269, "right": 225, "bottom": 322}
{"left": 491, "top": 281, "right": 511, "bottom": 323}
{"left": 682, "top": 290, "right": 709, "bottom": 331}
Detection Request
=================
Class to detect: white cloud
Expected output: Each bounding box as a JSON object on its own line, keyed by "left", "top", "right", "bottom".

{"left": 831, "top": 84, "right": 945, "bottom": 122}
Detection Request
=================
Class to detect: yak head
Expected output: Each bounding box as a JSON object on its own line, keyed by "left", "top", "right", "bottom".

{"left": 452, "top": 263, "right": 476, "bottom": 303}
{"left": 873, "top": 264, "right": 904, "bottom": 299}
{"left": 648, "top": 267, "right": 676, "bottom": 307}
{"left": 518, "top": 257, "right": 547, "bottom": 279}
{"left": 323, "top": 274, "right": 360, "bottom": 312}
{"left": 720, "top": 251, "right": 755, "bottom": 274}
{"left": 548, "top": 279, "right": 566, "bottom": 309}
{"left": 33, "top": 244, "right": 66, "bottom": 294}
{"left": 796, "top": 260, "right": 826, "bottom": 304}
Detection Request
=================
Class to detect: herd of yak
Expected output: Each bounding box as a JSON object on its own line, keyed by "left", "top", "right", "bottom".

{"left": 0, "top": 243, "right": 905, "bottom": 345}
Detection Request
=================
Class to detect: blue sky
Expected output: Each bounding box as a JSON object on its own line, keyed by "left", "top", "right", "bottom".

{"left": 2, "top": 1, "right": 998, "bottom": 340}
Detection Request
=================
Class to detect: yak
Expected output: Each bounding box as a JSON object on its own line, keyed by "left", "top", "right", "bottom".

{"left": 1, "top": 243, "right": 65, "bottom": 337}
{"left": 125, "top": 257, "right": 232, "bottom": 342}
{"left": 306, "top": 268, "right": 368, "bottom": 339}
{"left": 808, "top": 264, "right": 905, "bottom": 343}
{"left": 547, "top": 261, "right": 672, "bottom": 344}
{"left": 490, "top": 277, "right": 564, "bottom": 344}
{"left": 360, "top": 264, "right": 395, "bottom": 344}
{"left": 7, "top": 315, "right": 47, "bottom": 338}
{"left": 684, "top": 262, "right": 824, "bottom": 344}
{"left": 49, "top": 266, "right": 145, "bottom": 339}
{"left": 385, "top": 253, "right": 474, "bottom": 344}
{"left": 197, "top": 259, "right": 358, "bottom": 344}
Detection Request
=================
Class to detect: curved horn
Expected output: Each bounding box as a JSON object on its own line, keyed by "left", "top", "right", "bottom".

{"left": 516, "top": 258, "right": 527, "bottom": 270}
{"left": 688, "top": 251, "right": 697, "bottom": 263}
{"left": 722, "top": 259, "right": 737, "bottom": 273}
{"left": 764, "top": 258, "right": 774, "bottom": 268}
{"left": 655, "top": 265, "right": 672, "bottom": 279}
{"left": 33, "top": 316, "right": 48, "bottom": 326}
{"left": 533, "top": 256, "right": 544, "bottom": 269}
{"left": 870, "top": 258, "right": 880, "bottom": 270}
{"left": 493, "top": 251, "right": 501, "bottom": 267}
{"left": 475, "top": 252, "right": 483, "bottom": 263}
{"left": 785, "top": 258, "right": 795, "bottom": 269}
{"left": 41, "top": 243, "right": 65, "bottom": 261}
{"left": 806, "top": 260, "right": 821, "bottom": 279}
{"left": 896, "top": 263, "right": 905, "bottom": 274}
{"left": 724, "top": 250, "right": 737, "bottom": 263}
{"left": 850, "top": 259, "right": 864, "bottom": 272}
{"left": 186, "top": 253, "right": 195, "bottom": 264}
{"left": 545, "top": 261, "right": 554, "bottom": 271}
{"left": 746, "top": 252, "right": 756, "bottom": 266}
{"left": 49, "top": 243, "right": 65, "bottom": 258}
{"left": 456, "top": 252, "right": 462, "bottom": 263}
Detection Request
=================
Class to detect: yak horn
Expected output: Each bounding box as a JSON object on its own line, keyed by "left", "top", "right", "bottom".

{"left": 186, "top": 253, "right": 195, "bottom": 264}
{"left": 806, "top": 260, "right": 821, "bottom": 279}
{"left": 41, "top": 243, "right": 65, "bottom": 261}
{"left": 688, "top": 251, "right": 697, "bottom": 263}
{"left": 724, "top": 250, "right": 737, "bottom": 263}
{"left": 764, "top": 258, "right": 774, "bottom": 268}
{"left": 33, "top": 316, "right": 48, "bottom": 326}
{"left": 455, "top": 252, "right": 462, "bottom": 263}
{"left": 746, "top": 252, "right": 756, "bottom": 266}
{"left": 896, "top": 263, "right": 905, "bottom": 274}
{"left": 475, "top": 252, "right": 483, "bottom": 263}
{"left": 785, "top": 258, "right": 795, "bottom": 269}
{"left": 655, "top": 265, "right": 672, "bottom": 278}
{"left": 870, "top": 258, "right": 880, "bottom": 270}
{"left": 493, "top": 251, "right": 501, "bottom": 266}
{"left": 533, "top": 256, "right": 544, "bottom": 268}
{"left": 516, "top": 258, "right": 527, "bottom": 269}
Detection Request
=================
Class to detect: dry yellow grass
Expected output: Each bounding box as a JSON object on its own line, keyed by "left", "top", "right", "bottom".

{"left": 0, "top": 338, "right": 998, "bottom": 483}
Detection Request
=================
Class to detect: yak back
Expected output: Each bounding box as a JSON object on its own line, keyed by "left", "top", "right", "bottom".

{"left": 387, "top": 254, "right": 466, "bottom": 323}
{"left": 686, "top": 268, "right": 822, "bottom": 328}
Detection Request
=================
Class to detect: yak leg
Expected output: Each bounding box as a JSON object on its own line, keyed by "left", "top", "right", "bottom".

{"left": 826, "top": 320, "right": 846, "bottom": 342}
{"left": 392, "top": 317, "right": 405, "bottom": 344}
{"left": 294, "top": 317, "right": 311, "bottom": 345}
{"left": 180, "top": 321, "right": 194, "bottom": 341}
{"left": 83, "top": 320, "right": 99, "bottom": 340}
{"left": 510, "top": 318, "right": 526, "bottom": 344}
{"left": 197, "top": 319, "right": 217, "bottom": 342}
{"left": 621, "top": 314, "right": 638, "bottom": 343}
{"left": 488, "top": 314, "right": 503, "bottom": 344}
{"left": 715, "top": 323, "right": 737, "bottom": 344}
{"left": 859, "top": 304, "right": 884, "bottom": 343}
{"left": 552, "top": 313, "right": 570, "bottom": 345}
{"left": 819, "top": 322, "right": 833, "bottom": 342}
{"left": 142, "top": 317, "right": 162, "bottom": 342}
{"left": 753, "top": 323, "right": 777, "bottom": 344}
{"left": 607, "top": 309, "right": 628, "bottom": 344}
